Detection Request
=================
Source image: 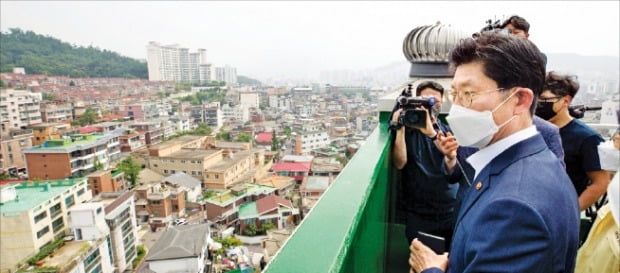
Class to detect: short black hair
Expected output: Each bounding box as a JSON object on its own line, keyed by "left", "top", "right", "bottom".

{"left": 416, "top": 81, "right": 444, "bottom": 96}
{"left": 501, "top": 15, "right": 530, "bottom": 33}
{"left": 544, "top": 71, "right": 580, "bottom": 98}
{"left": 449, "top": 32, "right": 546, "bottom": 115}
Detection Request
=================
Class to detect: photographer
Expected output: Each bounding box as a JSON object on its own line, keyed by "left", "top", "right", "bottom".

{"left": 391, "top": 81, "right": 457, "bottom": 250}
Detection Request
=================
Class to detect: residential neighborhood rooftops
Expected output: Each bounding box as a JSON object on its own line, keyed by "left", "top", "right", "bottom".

{"left": 145, "top": 223, "right": 210, "bottom": 261}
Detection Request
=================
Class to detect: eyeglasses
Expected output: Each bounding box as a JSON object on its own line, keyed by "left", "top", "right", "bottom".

{"left": 538, "top": 96, "right": 562, "bottom": 103}
{"left": 448, "top": 88, "right": 505, "bottom": 107}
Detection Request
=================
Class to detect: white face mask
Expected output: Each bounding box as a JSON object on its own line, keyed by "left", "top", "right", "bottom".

{"left": 446, "top": 91, "right": 517, "bottom": 148}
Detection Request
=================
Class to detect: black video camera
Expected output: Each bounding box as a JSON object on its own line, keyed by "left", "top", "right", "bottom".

{"left": 474, "top": 18, "right": 510, "bottom": 37}
{"left": 568, "top": 105, "right": 602, "bottom": 119}
{"left": 396, "top": 84, "right": 436, "bottom": 129}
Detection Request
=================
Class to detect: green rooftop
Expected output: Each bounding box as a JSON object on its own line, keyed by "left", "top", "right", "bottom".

{"left": 206, "top": 183, "right": 276, "bottom": 207}
{"left": 238, "top": 201, "right": 258, "bottom": 218}
{"left": 25, "top": 133, "right": 107, "bottom": 152}
{"left": 0, "top": 178, "right": 88, "bottom": 213}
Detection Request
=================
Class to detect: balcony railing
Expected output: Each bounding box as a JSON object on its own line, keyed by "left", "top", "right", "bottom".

{"left": 264, "top": 111, "right": 409, "bottom": 273}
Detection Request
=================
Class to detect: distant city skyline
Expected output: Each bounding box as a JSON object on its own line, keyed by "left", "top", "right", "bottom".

{"left": 1, "top": 1, "right": 618, "bottom": 81}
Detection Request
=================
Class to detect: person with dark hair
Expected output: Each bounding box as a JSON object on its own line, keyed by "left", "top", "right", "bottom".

{"left": 536, "top": 71, "right": 608, "bottom": 211}
{"left": 501, "top": 15, "right": 530, "bottom": 39}
{"left": 391, "top": 80, "right": 457, "bottom": 250}
{"left": 409, "top": 32, "right": 579, "bottom": 273}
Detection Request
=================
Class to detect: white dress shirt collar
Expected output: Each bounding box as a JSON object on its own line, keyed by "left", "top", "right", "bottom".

{"left": 467, "top": 126, "right": 538, "bottom": 180}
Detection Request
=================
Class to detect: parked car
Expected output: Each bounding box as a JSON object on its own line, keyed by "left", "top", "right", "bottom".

{"left": 173, "top": 218, "right": 187, "bottom": 226}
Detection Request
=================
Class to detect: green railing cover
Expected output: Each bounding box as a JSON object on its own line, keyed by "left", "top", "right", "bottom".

{"left": 264, "top": 112, "right": 409, "bottom": 273}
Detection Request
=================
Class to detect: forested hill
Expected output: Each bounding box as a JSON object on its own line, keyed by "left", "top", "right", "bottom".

{"left": 0, "top": 28, "right": 147, "bottom": 78}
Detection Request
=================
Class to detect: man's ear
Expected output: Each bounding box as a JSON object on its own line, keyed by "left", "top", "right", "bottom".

{"left": 564, "top": 95, "right": 573, "bottom": 106}
{"left": 525, "top": 32, "right": 530, "bottom": 39}
{"left": 513, "top": 87, "right": 533, "bottom": 115}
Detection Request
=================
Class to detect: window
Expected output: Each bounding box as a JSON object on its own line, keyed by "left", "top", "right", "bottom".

{"left": 76, "top": 228, "right": 83, "bottom": 240}
{"left": 49, "top": 203, "right": 62, "bottom": 217}
{"left": 163, "top": 170, "right": 168, "bottom": 174}
{"left": 215, "top": 174, "right": 219, "bottom": 179}
{"left": 153, "top": 164, "right": 158, "bottom": 168}
{"left": 52, "top": 217, "right": 64, "bottom": 232}
{"left": 34, "top": 211, "right": 47, "bottom": 223}
{"left": 181, "top": 160, "right": 186, "bottom": 163}
{"left": 65, "top": 195, "right": 75, "bottom": 207}
{"left": 77, "top": 188, "right": 85, "bottom": 196}
{"left": 96, "top": 207, "right": 102, "bottom": 214}
{"left": 36, "top": 226, "right": 50, "bottom": 238}
{"left": 150, "top": 200, "right": 161, "bottom": 205}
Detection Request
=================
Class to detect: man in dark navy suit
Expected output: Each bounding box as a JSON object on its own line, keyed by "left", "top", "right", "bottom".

{"left": 409, "top": 32, "right": 579, "bottom": 273}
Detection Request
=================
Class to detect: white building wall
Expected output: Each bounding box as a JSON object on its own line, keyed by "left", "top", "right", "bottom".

{"left": 1, "top": 89, "right": 42, "bottom": 129}
{"left": 239, "top": 92, "right": 259, "bottom": 109}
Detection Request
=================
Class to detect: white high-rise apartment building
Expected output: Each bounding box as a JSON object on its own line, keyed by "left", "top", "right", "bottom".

{"left": 214, "top": 65, "right": 238, "bottom": 85}
{"left": 147, "top": 42, "right": 210, "bottom": 83}
{"left": 1, "top": 89, "right": 42, "bottom": 129}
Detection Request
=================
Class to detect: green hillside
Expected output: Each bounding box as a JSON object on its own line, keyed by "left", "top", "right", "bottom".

{"left": 0, "top": 28, "right": 147, "bottom": 78}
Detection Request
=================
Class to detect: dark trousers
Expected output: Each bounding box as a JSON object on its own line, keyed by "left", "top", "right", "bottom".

{"left": 405, "top": 212, "right": 454, "bottom": 251}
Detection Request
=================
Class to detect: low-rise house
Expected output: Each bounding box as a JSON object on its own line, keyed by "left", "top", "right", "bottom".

{"left": 205, "top": 183, "right": 276, "bottom": 226}
{"left": 87, "top": 169, "right": 126, "bottom": 196}
{"left": 271, "top": 162, "right": 311, "bottom": 184}
{"left": 0, "top": 128, "right": 32, "bottom": 177}
{"left": 134, "top": 183, "right": 186, "bottom": 227}
{"left": 23, "top": 130, "right": 122, "bottom": 179}
{"left": 144, "top": 224, "right": 211, "bottom": 273}
{"left": 238, "top": 195, "right": 298, "bottom": 235}
{"left": 161, "top": 172, "right": 202, "bottom": 203}
{"left": 256, "top": 175, "right": 295, "bottom": 196}
{"left": 300, "top": 176, "right": 333, "bottom": 197}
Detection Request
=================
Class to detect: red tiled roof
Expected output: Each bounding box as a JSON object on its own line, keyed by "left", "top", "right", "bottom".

{"left": 0, "top": 179, "right": 27, "bottom": 186}
{"left": 256, "top": 195, "right": 293, "bottom": 215}
{"left": 256, "top": 132, "right": 273, "bottom": 143}
{"left": 272, "top": 162, "right": 311, "bottom": 172}
{"left": 80, "top": 126, "right": 98, "bottom": 134}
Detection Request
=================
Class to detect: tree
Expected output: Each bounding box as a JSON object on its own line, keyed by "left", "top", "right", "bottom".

{"left": 271, "top": 130, "right": 280, "bottom": 152}
{"left": 42, "top": 92, "right": 56, "bottom": 101}
{"left": 244, "top": 223, "right": 257, "bottom": 236}
{"left": 191, "top": 123, "right": 212, "bottom": 135}
{"left": 69, "top": 80, "right": 76, "bottom": 86}
{"left": 73, "top": 107, "right": 99, "bottom": 126}
{"left": 235, "top": 133, "right": 252, "bottom": 143}
{"left": 261, "top": 221, "right": 276, "bottom": 232}
{"left": 93, "top": 158, "right": 104, "bottom": 171}
{"left": 117, "top": 157, "right": 141, "bottom": 189}
{"left": 0, "top": 79, "right": 4, "bottom": 88}
{"left": 283, "top": 126, "right": 292, "bottom": 139}
{"left": 216, "top": 131, "right": 231, "bottom": 141}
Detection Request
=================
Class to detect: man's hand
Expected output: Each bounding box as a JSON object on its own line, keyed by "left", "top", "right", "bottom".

{"left": 435, "top": 132, "right": 458, "bottom": 160}
{"left": 392, "top": 108, "right": 403, "bottom": 123}
{"left": 409, "top": 239, "right": 449, "bottom": 273}
{"left": 419, "top": 108, "right": 437, "bottom": 138}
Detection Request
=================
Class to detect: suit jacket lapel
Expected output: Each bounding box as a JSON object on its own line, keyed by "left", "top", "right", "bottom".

{"left": 454, "top": 134, "right": 548, "bottom": 226}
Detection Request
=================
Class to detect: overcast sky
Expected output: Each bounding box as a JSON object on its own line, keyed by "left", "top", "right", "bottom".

{"left": 1, "top": 1, "right": 618, "bottom": 79}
